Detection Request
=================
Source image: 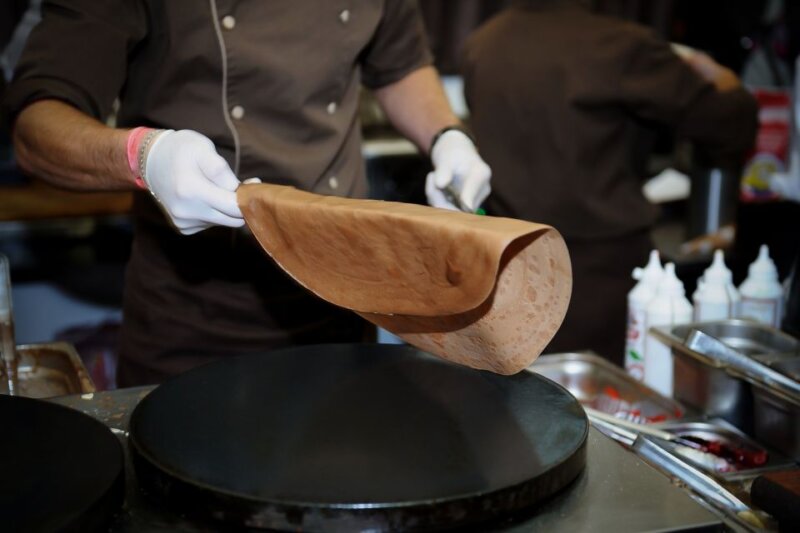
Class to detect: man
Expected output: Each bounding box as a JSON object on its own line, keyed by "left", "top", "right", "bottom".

{"left": 3, "top": 0, "right": 491, "bottom": 385}
{"left": 462, "top": 0, "right": 758, "bottom": 364}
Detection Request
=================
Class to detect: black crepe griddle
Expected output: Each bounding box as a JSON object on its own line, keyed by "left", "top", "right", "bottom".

{"left": 129, "top": 343, "right": 588, "bottom": 531}
{"left": 0, "top": 394, "right": 124, "bottom": 533}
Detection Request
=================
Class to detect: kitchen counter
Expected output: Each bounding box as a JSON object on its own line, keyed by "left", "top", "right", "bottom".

{"left": 49, "top": 385, "right": 722, "bottom": 532}
{"left": 0, "top": 181, "right": 132, "bottom": 222}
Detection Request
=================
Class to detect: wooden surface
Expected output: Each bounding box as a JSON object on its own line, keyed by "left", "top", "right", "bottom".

{"left": 0, "top": 181, "right": 133, "bottom": 221}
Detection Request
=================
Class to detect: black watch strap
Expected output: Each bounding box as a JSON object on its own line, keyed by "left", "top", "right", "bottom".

{"left": 429, "top": 125, "right": 475, "bottom": 155}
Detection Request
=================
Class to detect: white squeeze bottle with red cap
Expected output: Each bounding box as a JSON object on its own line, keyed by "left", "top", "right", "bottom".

{"left": 644, "top": 263, "right": 693, "bottom": 397}
{"left": 624, "top": 250, "right": 663, "bottom": 381}
{"left": 693, "top": 250, "right": 741, "bottom": 321}
{"left": 739, "top": 245, "right": 784, "bottom": 327}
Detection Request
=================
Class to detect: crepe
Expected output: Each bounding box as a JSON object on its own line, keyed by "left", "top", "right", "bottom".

{"left": 238, "top": 183, "right": 571, "bottom": 374}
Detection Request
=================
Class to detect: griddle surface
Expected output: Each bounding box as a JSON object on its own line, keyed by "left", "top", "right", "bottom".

{"left": 0, "top": 394, "right": 124, "bottom": 532}
{"left": 129, "top": 344, "right": 587, "bottom": 531}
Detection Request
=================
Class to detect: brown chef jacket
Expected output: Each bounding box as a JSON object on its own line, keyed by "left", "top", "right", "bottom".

{"left": 462, "top": 0, "right": 758, "bottom": 363}
{"left": 4, "top": 0, "right": 433, "bottom": 385}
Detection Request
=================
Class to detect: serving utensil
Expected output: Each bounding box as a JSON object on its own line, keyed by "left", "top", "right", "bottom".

{"left": 633, "top": 436, "right": 766, "bottom": 532}
{"left": 586, "top": 408, "right": 677, "bottom": 441}
{"left": 442, "top": 183, "right": 485, "bottom": 215}
{"left": 0, "top": 254, "right": 18, "bottom": 395}
{"left": 685, "top": 329, "right": 800, "bottom": 401}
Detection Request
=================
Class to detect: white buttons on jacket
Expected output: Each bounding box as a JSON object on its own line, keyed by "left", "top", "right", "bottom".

{"left": 222, "top": 15, "right": 236, "bottom": 30}
{"left": 231, "top": 105, "right": 245, "bottom": 120}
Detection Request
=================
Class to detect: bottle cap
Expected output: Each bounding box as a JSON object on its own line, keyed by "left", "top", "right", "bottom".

{"left": 748, "top": 245, "right": 779, "bottom": 282}
{"left": 656, "top": 262, "right": 686, "bottom": 297}
{"left": 633, "top": 250, "right": 663, "bottom": 283}
{"left": 703, "top": 249, "right": 734, "bottom": 285}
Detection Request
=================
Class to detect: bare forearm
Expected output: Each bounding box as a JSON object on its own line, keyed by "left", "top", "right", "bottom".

{"left": 373, "top": 66, "right": 460, "bottom": 155}
{"left": 12, "top": 100, "right": 135, "bottom": 191}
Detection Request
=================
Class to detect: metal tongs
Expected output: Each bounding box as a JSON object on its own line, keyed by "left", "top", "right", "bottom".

{"left": 586, "top": 407, "right": 690, "bottom": 446}
{"left": 588, "top": 408, "right": 766, "bottom": 530}
{"left": 685, "top": 329, "right": 800, "bottom": 402}
{"left": 0, "top": 254, "right": 18, "bottom": 395}
{"left": 441, "top": 180, "right": 486, "bottom": 215}
{"left": 633, "top": 436, "right": 766, "bottom": 532}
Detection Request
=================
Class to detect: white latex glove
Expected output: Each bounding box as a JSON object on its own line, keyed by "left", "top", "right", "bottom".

{"left": 143, "top": 129, "right": 245, "bottom": 235}
{"left": 425, "top": 129, "right": 491, "bottom": 212}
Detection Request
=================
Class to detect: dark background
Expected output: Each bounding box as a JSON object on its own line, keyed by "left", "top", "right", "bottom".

{"left": 419, "top": 0, "right": 798, "bottom": 78}
{"left": 0, "top": 0, "right": 798, "bottom": 375}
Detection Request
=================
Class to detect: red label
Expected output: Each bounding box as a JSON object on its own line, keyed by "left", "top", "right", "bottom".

{"left": 741, "top": 88, "right": 792, "bottom": 202}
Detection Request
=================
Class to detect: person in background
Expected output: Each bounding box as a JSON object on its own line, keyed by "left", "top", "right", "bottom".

{"left": 462, "top": 0, "right": 758, "bottom": 365}
{"left": 2, "top": 0, "right": 492, "bottom": 386}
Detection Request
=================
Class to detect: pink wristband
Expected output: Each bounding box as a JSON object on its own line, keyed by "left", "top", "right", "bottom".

{"left": 126, "top": 126, "right": 152, "bottom": 189}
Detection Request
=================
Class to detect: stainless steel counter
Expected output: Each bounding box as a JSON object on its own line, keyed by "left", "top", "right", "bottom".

{"left": 49, "top": 386, "right": 722, "bottom": 532}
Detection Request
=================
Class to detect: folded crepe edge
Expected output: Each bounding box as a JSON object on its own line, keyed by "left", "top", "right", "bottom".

{"left": 357, "top": 228, "right": 572, "bottom": 375}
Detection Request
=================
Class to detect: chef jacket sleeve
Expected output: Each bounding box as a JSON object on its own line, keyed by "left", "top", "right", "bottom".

{"left": 2, "top": 0, "right": 147, "bottom": 127}
{"left": 616, "top": 28, "right": 758, "bottom": 162}
{"left": 359, "top": 0, "right": 434, "bottom": 89}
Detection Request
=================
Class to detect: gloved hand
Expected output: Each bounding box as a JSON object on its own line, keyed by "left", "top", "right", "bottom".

{"left": 143, "top": 129, "right": 245, "bottom": 235}
{"left": 425, "top": 129, "right": 492, "bottom": 213}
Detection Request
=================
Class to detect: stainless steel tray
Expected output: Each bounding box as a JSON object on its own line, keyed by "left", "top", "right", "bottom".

{"left": 650, "top": 319, "right": 800, "bottom": 434}
{"left": 656, "top": 420, "right": 795, "bottom": 481}
{"left": 667, "top": 320, "right": 800, "bottom": 357}
{"left": 529, "top": 352, "right": 685, "bottom": 423}
{"left": 0, "top": 342, "right": 95, "bottom": 398}
{"left": 752, "top": 383, "right": 800, "bottom": 461}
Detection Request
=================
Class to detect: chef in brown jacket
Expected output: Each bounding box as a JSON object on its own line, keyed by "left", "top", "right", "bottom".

{"left": 3, "top": 0, "right": 492, "bottom": 386}
{"left": 463, "top": 0, "right": 758, "bottom": 364}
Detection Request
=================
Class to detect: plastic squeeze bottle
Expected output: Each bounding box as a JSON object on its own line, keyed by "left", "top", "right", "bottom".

{"left": 644, "top": 263, "right": 693, "bottom": 397}
{"left": 739, "top": 245, "right": 784, "bottom": 327}
{"left": 693, "top": 249, "right": 741, "bottom": 321}
{"left": 624, "top": 250, "right": 663, "bottom": 381}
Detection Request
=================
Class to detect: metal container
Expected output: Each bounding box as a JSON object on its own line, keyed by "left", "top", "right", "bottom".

{"left": 0, "top": 254, "right": 95, "bottom": 399}
{"left": 752, "top": 374, "right": 800, "bottom": 460}
{"left": 668, "top": 320, "right": 800, "bottom": 356}
{"left": 529, "top": 352, "right": 685, "bottom": 422}
{"left": 656, "top": 420, "right": 795, "bottom": 480}
{"left": 0, "top": 342, "right": 95, "bottom": 398}
{"left": 770, "top": 357, "right": 800, "bottom": 381}
{"left": 650, "top": 319, "right": 800, "bottom": 434}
